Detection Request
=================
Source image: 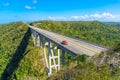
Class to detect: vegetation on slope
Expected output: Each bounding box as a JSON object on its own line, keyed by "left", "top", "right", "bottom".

{"left": 48, "top": 44, "right": 120, "bottom": 80}
{"left": 31, "top": 20, "right": 120, "bottom": 46}
{"left": 30, "top": 20, "right": 120, "bottom": 80}
{"left": 104, "top": 22, "right": 120, "bottom": 27}
{"left": 0, "top": 22, "right": 47, "bottom": 80}
{"left": 0, "top": 22, "right": 28, "bottom": 76}
{"left": 0, "top": 21, "right": 119, "bottom": 80}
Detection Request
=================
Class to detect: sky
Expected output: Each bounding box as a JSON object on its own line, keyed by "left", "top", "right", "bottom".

{"left": 0, "top": 0, "right": 120, "bottom": 23}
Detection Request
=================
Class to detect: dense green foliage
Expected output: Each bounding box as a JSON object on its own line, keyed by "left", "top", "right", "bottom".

{"left": 0, "top": 22, "right": 28, "bottom": 76}
{"left": 0, "top": 21, "right": 119, "bottom": 80}
{"left": 0, "top": 22, "right": 47, "bottom": 80}
{"left": 104, "top": 22, "right": 120, "bottom": 27}
{"left": 31, "top": 20, "right": 120, "bottom": 46}
{"left": 31, "top": 20, "right": 120, "bottom": 80}
{"left": 48, "top": 44, "right": 120, "bottom": 80}
{"left": 48, "top": 62, "right": 112, "bottom": 80}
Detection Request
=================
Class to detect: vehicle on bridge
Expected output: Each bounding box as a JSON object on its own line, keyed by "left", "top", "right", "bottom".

{"left": 61, "top": 40, "right": 68, "bottom": 45}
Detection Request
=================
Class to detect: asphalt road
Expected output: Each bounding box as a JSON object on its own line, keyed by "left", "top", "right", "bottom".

{"left": 29, "top": 26, "right": 107, "bottom": 56}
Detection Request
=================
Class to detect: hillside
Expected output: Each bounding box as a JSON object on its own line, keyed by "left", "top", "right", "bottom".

{"left": 46, "top": 39, "right": 120, "bottom": 80}
{"left": 0, "top": 22, "right": 47, "bottom": 80}
{"left": 0, "top": 21, "right": 120, "bottom": 80}
{"left": 30, "top": 21, "right": 120, "bottom": 80}
{"left": 104, "top": 22, "right": 120, "bottom": 27}
{"left": 31, "top": 21, "right": 120, "bottom": 46}
{"left": 47, "top": 43, "right": 120, "bottom": 80}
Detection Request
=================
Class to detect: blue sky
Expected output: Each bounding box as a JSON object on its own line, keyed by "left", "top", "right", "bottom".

{"left": 0, "top": 0, "right": 120, "bottom": 23}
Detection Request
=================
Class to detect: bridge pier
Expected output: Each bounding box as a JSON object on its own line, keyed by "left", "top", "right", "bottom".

{"left": 62, "top": 50, "right": 65, "bottom": 66}
{"left": 30, "top": 26, "right": 105, "bottom": 76}
{"left": 47, "top": 40, "right": 60, "bottom": 76}
{"left": 31, "top": 30, "right": 61, "bottom": 75}
{"left": 31, "top": 30, "right": 40, "bottom": 48}
{"left": 30, "top": 29, "right": 77, "bottom": 76}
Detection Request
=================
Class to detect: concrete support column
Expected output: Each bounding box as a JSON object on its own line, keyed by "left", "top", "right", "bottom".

{"left": 49, "top": 55, "right": 52, "bottom": 76}
{"left": 34, "top": 32, "right": 38, "bottom": 48}
{"left": 31, "top": 30, "right": 61, "bottom": 76}
{"left": 58, "top": 48, "right": 60, "bottom": 70}
{"left": 62, "top": 50, "right": 65, "bottom": 66}
{"left": 39, "top": 35, "right": 42, "bottom": 48}
{"left": 37, "top": 35, "right": 40, "bottom": 47}
{"left": 31, "top": 30, "right": 36, "bottom": 48}
{"left": 43, "top": 46, "right": 49, "bottom": 69}
{"left": 48, "top": 40, "right": 52, "bottom": 76}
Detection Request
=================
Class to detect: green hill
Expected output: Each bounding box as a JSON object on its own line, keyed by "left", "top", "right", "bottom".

{"left": 0, "top": 22, "right": 47, "bottom": 80}
{"left": 104, "top": 22, "right": 120, "bottom": 27}
{"left": 31, "top": 20, "right": 120, "bottom": 46}
{"left": 47, "top": 42, "right": 120, "bottom": 80}
{"left": 0, "top": 21, "right": 120, "bottom": 80}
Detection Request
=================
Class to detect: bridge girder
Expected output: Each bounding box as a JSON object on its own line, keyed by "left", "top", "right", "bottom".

{"left": 31, "top": 29, "right": 77, "bottom": 76}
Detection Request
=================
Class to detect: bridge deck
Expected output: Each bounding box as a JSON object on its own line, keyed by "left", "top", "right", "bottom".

{"left": 29, "top": 26, "right": 107, "bottom": 56}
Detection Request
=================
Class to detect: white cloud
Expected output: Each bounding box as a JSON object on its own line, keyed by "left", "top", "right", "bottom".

{"left": 33, "top": 0, "right": 37, "bottom": 4}
{"left": 3, "top": 2, "right": 10, "bottom": 6}
{"left": 25, "top": 5, "right": 35, "bottom": 9}
{"left": 71, "top": 12, "right": 116, "bottom": 20}
{"left": 48, "top": 16, "right": 56, "bottom": 20}
{"left": 71, "top": 15, "right": 89, "bottom": 20}
{"left": 48, "top": 16, "right": 66, "bottom": 20}
{"left": 102, "top": 12, "right": 115, "bottom": 18}
{"left": 47, "top": 12, "right": 119, "bottom": 21}
{"left": 91, "top": 13, "right": 101, "bottom": 19}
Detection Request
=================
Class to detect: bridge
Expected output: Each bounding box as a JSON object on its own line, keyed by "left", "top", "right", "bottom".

{"left": 29, "top": 25, "right": 107, "bottom": 76}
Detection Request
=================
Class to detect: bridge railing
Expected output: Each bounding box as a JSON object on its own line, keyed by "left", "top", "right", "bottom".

{"left": 29, "top": 26, "right": 77, "bottom": 76}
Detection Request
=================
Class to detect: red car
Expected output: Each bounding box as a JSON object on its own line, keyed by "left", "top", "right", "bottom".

{"left": 61, "top": 40, "right": 68, "bottom": 45}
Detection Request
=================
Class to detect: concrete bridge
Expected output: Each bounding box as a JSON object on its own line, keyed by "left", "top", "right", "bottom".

{"left": 29, "top": 25, "right": 107, "bottom": 76}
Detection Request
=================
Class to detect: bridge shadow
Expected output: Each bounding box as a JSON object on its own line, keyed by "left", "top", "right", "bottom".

{"left": 1, "top": 28, "right": 31, "bottom": 80}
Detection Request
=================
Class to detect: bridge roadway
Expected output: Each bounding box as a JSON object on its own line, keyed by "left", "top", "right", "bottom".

{"left": 29, "top": 26, "right": 107, "bottom": 56}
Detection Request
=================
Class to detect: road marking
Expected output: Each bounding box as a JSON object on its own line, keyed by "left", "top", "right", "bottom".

{"left": 32, "top": 26, "right": 99, "bottom": 55}
{"left": 68, "top": 40, "right": 99, "bottom": 54}
{"left": 55, "top": 35, "right": 99, "bottom": 54}
{"left": 40, "top": 29, "right": 99, "bottom": 54}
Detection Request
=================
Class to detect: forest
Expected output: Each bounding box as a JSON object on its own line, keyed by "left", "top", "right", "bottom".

{"left": 104, "top": 22, "right": 120, "bottom": 27}
{"left": 31, "top": 20, "right": 120, "bottom": 46}
{"left": 0, "top": 21, "right": 120, "bottom": 80}
{"left": 0, "top": 22, "right": 47, "bottom": 80}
